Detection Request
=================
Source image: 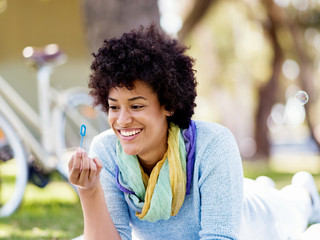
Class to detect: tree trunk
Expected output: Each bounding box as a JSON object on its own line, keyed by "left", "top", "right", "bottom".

{"left": 80, "top": 0, "right": 160, "bottom": 54}
{"left": 254, "top": 38, "right": 283, "bottom": 158}
{"left": 178, "top": 0, "right": 216, "bottom": 41}
{"left": 254, "top": 1, "right": 284, "bottom": 158}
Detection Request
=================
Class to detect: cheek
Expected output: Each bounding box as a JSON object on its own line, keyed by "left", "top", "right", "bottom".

{"left": 107, "top": 113, "right": 116, "bottom": 126}
{"left": 148, "top": 112, "right": 168, "bottom": 130}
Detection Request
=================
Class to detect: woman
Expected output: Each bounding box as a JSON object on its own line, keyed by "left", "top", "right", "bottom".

{"left": 68, "top": 25, "right": 320, "bottom": 240}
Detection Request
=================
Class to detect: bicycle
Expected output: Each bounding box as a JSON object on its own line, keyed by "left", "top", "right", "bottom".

{"left": 0, "top": 43, "right": 109, "bottom": 218}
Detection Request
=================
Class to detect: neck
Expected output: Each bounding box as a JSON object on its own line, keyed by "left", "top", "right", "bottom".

{"left": 137, "top": 122, "right": 170, "bottom": 175}
{"left": 138, "top": 141, "right": 168, "bottom": 175}
{"left": 138, "top": 160, "right": 154, "bottom": 175}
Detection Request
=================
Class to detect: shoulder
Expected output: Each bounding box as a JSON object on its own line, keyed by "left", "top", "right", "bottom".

{"left": 194, "top": 120, "right": 236, "bottom": 147}
{"left": 90, "top": 128, "right": 117, "bottom": 153}
{"left": 193, "top": 120, "right": 241, "bottom": 166}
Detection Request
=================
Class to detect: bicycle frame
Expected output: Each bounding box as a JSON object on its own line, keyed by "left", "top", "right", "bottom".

{"left": 0, "top": 68, "right": 103, "bottom": 173}
{"left": 0, "top": 69, "right": 57, "bottom": 171}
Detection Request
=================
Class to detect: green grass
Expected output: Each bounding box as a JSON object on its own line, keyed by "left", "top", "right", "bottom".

{"left": 243, "top": 160, "right": 294, "bottom": 188}
{"left": 243, "top": 154, "right": 320, "bottom": 190}
{"left": 0, "top": 172, "right": 83, "bottom": 240}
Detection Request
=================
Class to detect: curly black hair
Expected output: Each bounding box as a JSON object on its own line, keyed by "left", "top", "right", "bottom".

{"left": 88, "top": 25, "right": 197, "bottom": 129}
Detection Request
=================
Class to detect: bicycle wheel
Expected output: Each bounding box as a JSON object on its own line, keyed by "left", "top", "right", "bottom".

{"left": 0, "top": 113, "right": 28, "bottom": 217}
{"left": 54, "top": 92, "right": 109, "bottom": 179}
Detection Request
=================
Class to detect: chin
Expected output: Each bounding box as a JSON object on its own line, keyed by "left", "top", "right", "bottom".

{"left": 122, "top": 146, "right": 139, "bottom": 156}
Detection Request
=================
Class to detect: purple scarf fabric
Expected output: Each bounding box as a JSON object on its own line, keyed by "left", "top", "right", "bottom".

{"left": 182, "top": 120, "right": 196, "bottom": 194}
{"left": 115, "top": 120, "right": 196, "bottom": 195}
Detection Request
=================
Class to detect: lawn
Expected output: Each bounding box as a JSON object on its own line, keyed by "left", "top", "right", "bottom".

{"left": 0, "top": 172, "right": 83, "bottom": 240}
{"left": 1, "top": 157, "right": 319, "bottom": 240}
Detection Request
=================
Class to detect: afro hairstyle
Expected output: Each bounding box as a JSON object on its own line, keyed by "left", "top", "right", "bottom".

{"left": 88, "top": 25, "right": 197, "bottom": 129}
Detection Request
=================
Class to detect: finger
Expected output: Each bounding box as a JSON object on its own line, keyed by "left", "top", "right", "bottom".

{"left": 73, "top": 148, "right": 83, "bottom": 171}
{"left": 88, "top": 158, "right": 97, "bottom": 180}
{"left": 93, "top": 157, "right": 103, "bottom": 173}
{"left": 68, "top": 154, "right": 75, "bottom": 172}
{"left": 70, "top": 148, "right": 84, "bottom": 183}
{"left": 68, "top": 155, "right": 80, "bottom": 184}
{"left": 79, "top": 150, "right": 90, "bottom": 182}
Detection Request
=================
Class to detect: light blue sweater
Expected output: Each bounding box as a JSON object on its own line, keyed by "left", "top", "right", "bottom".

{"left": 89, "top": 120, "right": 244, "bottom": 240}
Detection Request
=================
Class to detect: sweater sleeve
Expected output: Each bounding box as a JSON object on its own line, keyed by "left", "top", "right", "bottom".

{"left": 89, "top": 133, "right": 132, "bottom": 240}
{"left": 197, "top": 124, "right": 244, "bottom": 240}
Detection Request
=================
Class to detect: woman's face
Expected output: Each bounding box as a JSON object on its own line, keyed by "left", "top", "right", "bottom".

{"left": 108, "top": 80, "right": 171, "bottom": 165}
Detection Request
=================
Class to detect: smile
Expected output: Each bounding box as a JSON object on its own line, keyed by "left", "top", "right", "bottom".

{"left": 119, "top": 129, "right": 141, "bottom": 137}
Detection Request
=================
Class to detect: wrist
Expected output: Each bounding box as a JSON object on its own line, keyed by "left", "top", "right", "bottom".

{"left": 78, "top": 182, "right": 101, "bottom": 195}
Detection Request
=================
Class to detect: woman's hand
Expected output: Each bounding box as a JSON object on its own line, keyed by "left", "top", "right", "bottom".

{"left": 68, "top": 148, "right": 103, "bottom": 190}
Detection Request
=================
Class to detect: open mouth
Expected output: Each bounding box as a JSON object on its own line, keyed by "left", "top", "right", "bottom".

{"left": 119, "top": 129, "right": 142, "bottom": 137}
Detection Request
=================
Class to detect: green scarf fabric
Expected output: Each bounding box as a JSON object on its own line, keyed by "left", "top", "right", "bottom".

{"left": 116, "top": 123, "right": 187, "bottom": 222}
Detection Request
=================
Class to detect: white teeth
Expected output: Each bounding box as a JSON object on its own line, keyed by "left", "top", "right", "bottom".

{"left": 120, "top": 129, "right": 141, "bottom": 136}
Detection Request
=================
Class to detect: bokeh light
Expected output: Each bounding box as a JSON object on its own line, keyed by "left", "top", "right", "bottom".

{"left": 44, "top": 44, "right": 59, "bottom": 55}
{"left": 282, "top": 59, "right": 300, "bottom": 80}
{"left": 0, "top": 0, "right": 7, "bottom": 14}
{"left": 158, "top": 0, "right": 182, "bottom": 35}
{"left": 239, "top": 137, "right": 257, "bottom": 158}
{"left": 304, "top": 28, "right": 318, "bottom": 46}
{"left": 274, "top": 0, "right": 290, "bottom": 8}
{"left": 291, "top": 0, "right": 309, "bottom": 11}
{"left": 270, "top": 103, "right": 285, "bottom": 125}
{"left": 284, "top": 97, "right": 306, "bottom": 125}
{"left": 22, "top": 47, "right": 34, "bottom": 58}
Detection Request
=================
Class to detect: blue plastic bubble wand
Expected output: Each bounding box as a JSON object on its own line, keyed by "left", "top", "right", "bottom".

{"left": 80, "top": 124, "right": 86, "bottom": 148}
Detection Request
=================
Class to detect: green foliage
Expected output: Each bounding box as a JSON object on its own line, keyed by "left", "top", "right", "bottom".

{"left": 0, "top": 177, "right": 83, "bottom": 240}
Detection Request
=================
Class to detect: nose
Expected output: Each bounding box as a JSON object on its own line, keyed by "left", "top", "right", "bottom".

{"left": 117, "top": 108, "right": 133, "bottom": 126}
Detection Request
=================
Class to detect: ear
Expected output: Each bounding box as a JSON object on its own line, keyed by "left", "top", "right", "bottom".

{"left": 164, "top": 109, "right": 174, "bottom": 117}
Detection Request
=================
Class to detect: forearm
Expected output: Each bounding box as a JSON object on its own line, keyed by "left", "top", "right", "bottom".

{"left": 79, "top": 183, "right": 121, "bottom": 240}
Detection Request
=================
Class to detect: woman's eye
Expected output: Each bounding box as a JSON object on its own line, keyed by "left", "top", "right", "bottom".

{"left": 109, "top": 105, "right": 119, "bottom": 110}
{"left": 132, "top": 105, "right": 143, "bottom": 110}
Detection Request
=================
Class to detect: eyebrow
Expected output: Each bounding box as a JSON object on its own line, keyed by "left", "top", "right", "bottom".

{"left": 108, "top": 96, "right": 147, "bottom": 101}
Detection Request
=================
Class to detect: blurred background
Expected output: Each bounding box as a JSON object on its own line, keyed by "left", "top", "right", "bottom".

{"left": 0, "top": 0, "right": 320, "bottom": 239}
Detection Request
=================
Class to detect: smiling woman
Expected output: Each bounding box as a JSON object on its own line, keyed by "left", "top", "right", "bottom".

{"left": 107, "top": 80, "right": 171, "bottom": 172}
{"left": 67, "top": 25, "right": 320, "bottom": 240}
